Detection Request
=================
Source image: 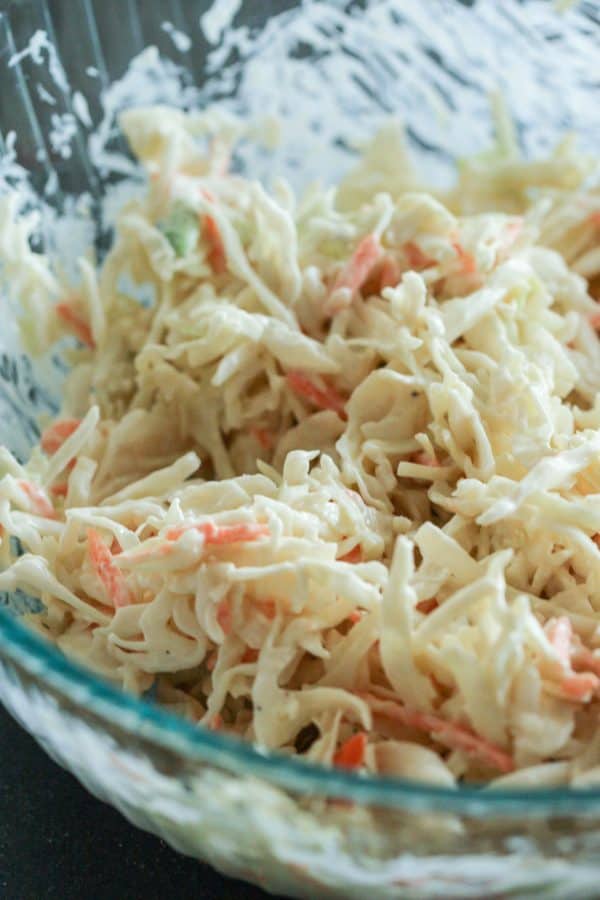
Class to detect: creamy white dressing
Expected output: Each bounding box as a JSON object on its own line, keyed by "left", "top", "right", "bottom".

{"left": 0, "top": 104, "right": 599, "bottom": 785}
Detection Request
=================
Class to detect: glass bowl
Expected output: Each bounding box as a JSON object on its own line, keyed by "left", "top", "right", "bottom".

{"left": 1, "top": 1, "right": 600, "bottom": 896}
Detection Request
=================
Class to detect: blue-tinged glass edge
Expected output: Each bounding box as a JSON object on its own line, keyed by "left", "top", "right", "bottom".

{"left": 2, "top": 604, "right": 600, "bottom": 816}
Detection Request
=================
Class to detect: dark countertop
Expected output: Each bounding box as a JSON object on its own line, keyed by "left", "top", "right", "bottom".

{"left": 0, "top": 705, "right": 278, "bottom": 900}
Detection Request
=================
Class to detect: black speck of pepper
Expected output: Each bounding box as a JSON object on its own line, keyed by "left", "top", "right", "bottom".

{"left": 294, "top": 722, "right": 320, "bottom": 754}
{"left": 410, "top": 391, "right": 419, "bottom": 398}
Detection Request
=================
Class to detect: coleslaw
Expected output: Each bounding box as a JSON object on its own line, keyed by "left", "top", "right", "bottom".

{"left": 1, "top": 104, "right": 600, "bottom": 785}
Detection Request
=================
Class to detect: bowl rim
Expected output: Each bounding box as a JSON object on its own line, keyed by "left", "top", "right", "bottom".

{"left": 3, "top": 605, "right": 600, "bottom": 814}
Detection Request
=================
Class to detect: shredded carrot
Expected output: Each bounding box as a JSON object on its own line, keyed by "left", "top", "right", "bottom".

{"left": 87, "top": 528, "right": 132, "bottom": 609}
{"left": 544, "top": 617, "right": 599, "bottom": 701}
{"left": 287, "top": 370, "right": 347, "bottom": 419}
{"left": 588, "top": 310, "right": 600, "bottom": 331}
{"left": 363, "top": 693, "right": 514, "bottom": 773}
{"left": 18, "top": 481, "right": 57, "bottom": 519}
{"left": 202, "top": 214, "right": 226, "bottom": 274}
{"left": 573, "top": 644, "right": 600, "bottom": 678}
{"left": 55, "top": 302, "right": 95, "bottom": 348}
{"left": 249, "top": 426, "right": 274, "bottom": 450}
{"left": 378, "top": 256, "right": 402, "bottom": 290}
{"left": 348, "top": 610, "right": 363, "bottom": 625}
{"left": 40, "top": 419, "right": 81, "bottom": 455}
{"left": 242, "top": 647, "right": 260, "bottom": 663}
{"left": 165, "top": 521, "right": 269, "bottom": 544}
{"left": 403, "top": 241, "right": 436, "bottom": 271}
{"left": 255, "top": 597, "right": 277, "bottom": 619}
{"left": 129, "top": 542, "right": 177, "bottom": 565}
{"left": 588, "top": 211, "right": 600, "bottom": 227}
{"left": 208, "top": 713, "right": 223, "bottom": 731}
{"left": 416, "top": 598, "right": 438, "bottom": 615}
{"left": 559, "top": 672, "right": 599, "bottom": 702}
{"left": 216, "top": 598, "right": 233, "bottom": 635}
{"left": 338, "top": 546, "right": 362, "bottom": 564}
{"left": 333, "top": 731, "right": 368, "bottom": 769}
{"left": 110, "top": 537, "right": 123, "bottom": 555}
{"left": 333, "top": 234, "right": 382, "bottom": 295}
{"left": 50, "top": 482, "right": 68, "bottom": 498}
{"left": 451, "top": 240, "right": 477, "bottom": 275}
{"left": 411, "top": 451, "right": 441, "bottom": 467}
{"left": 327, "top": 234, "right": 382, "bottom": 313}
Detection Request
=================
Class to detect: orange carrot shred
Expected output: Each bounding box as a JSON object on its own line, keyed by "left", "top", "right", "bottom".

{"left": 338, "top": 546, "right": 362, "bottom": 564}
{"left": 326, "top": 234, "right": 382, "bottom": 314}
{"left": 50, "top": 482, "right": 69, "bottom": 498}
{"left": 165, "top": 521, "right": 269, "bottom": 544}
{"left": 18, "top": 481, "right": 57, "bottom": 519}
{"left": 255, "top": 597, "right": 277, "bottom": 619}
{"left": 333, "top": 732, "right": 368, "bottom": 769}
{"left": 87, "top": 528, "right": 132, "bottom": 609}
{"left": 588, "top": 311, "right": 600, "bottom": 331}
{"left": 403, "top": 241, "right": 436, "bottom": 271}
{"left": 55, "top": 302, "right": 95, "bottom": 348}
{"left": 203, "top": 214, "right": 226, "bottom": 274}
{"left": 545, "top": 616, "right": 600, "bottom": 700}
{"left": 242, "top": 647, "right": 259, "bottom": 664}
{"left": 287, "top": 370, "right": 347, "bottom": 419}
{"left": 379, "top": 256, "right": 402, "bottom": 290}
{"left": 573, "top": 644, "right": 600, "bottom": 678}
{"left": 452, "top": 241, "right": 477, "bottom": 275}
{"left": 333, "top": 234, "right": 382, "bottom": 295}
{"left": 40, "top": 419, "right": 81, "bottom": 455}
{"left": 348, "top": 610, "right": 363, "bottom": 624}
{"left": 363, "top": 693, "right": 514, "bottom": 773}
{"left": 416, "top": 598, "right": 438, "bottom": 615}
{"left": 250, "top": 426, "right": 274, "bottom": 450}
{"left": 411, "top": 451, "right": 441, "bottom": 467}
{"left": 560, "top": 672, "right": 599, "bottom": 701}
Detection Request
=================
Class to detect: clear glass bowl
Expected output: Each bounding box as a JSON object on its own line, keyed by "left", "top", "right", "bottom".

{"left": 1, "top": 2, "right": 600, "bottom": 896}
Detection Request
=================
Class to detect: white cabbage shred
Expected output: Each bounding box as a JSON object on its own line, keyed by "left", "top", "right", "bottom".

{"left": 1, "top": 104, "right": 600, "bottom": 786}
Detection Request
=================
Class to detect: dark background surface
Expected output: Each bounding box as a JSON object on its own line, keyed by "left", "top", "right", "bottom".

{"left": 0, "top": 705, "right": 278, "bottom": 900}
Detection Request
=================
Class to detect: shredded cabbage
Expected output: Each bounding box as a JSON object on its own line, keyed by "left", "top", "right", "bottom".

{"left": 1, "top": 103, "right": 600, "bottom": 786}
